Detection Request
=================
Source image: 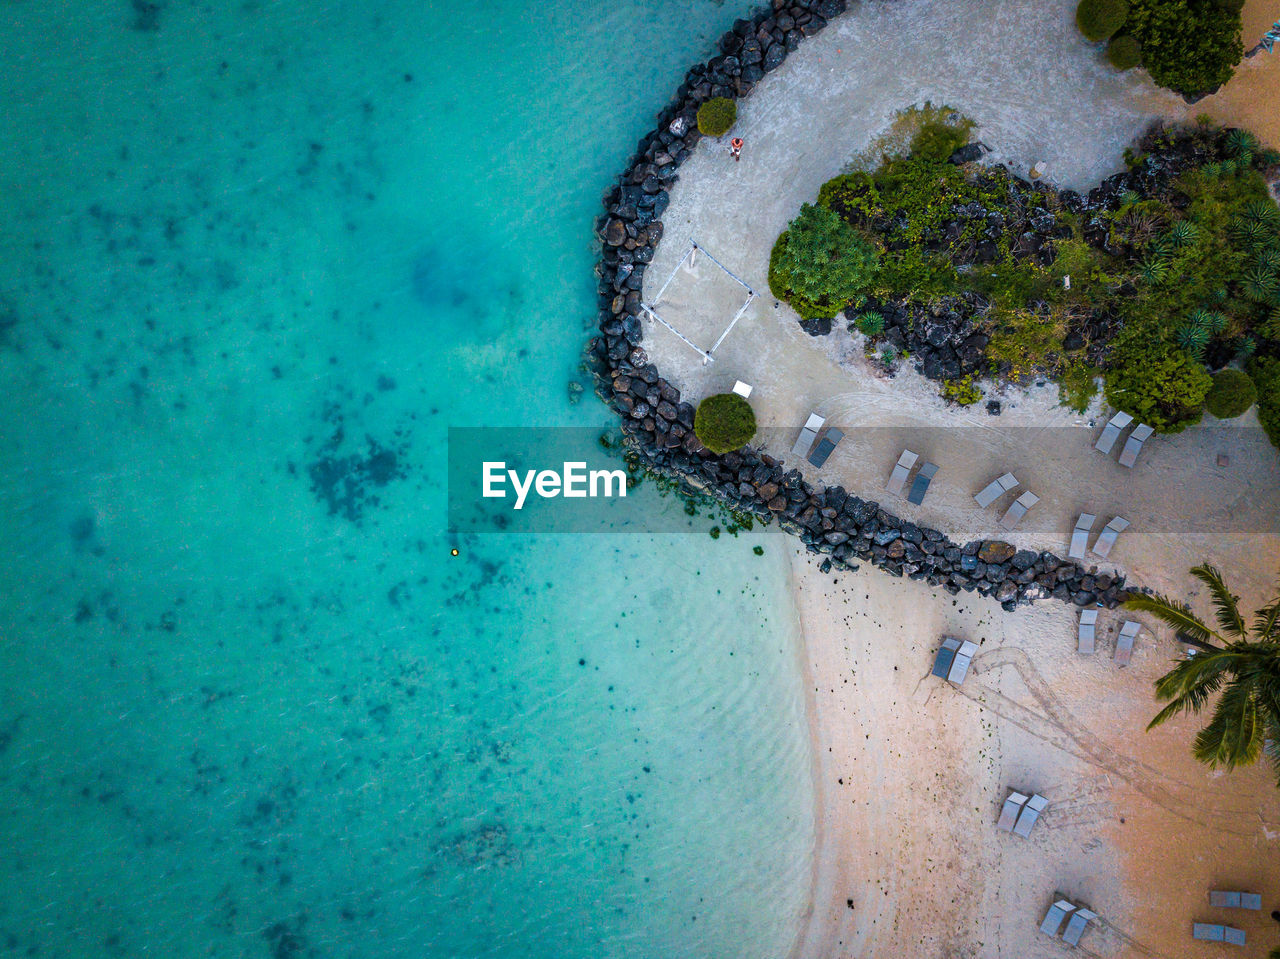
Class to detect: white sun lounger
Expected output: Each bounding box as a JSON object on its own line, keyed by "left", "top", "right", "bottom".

{"left": 792, "top": 413, "right": 825, "bottom": 459}
{"left": 906, "top": 461, "right": 939, "bottom": 505}
{"left": 1062, "top": 908, "right": 1098, "bottom": 947}
{"left": 998, "top": 490, "right": 1039, "bottom": 531}
{"left": 1094, "top": 410, "right": 1134, "bottom": 454}
{"left": 1210, "top": 891, "right": 1262, "bottom": 910}
{"left": 1069, "top": 512, "right": 1096, "bottom": 560}
{"left": 807, "top": 428, "right": 844, "bottom": 468}
{"left": 974, "top": 472, "right": 1019, "bottom": 508}
{"left": 931, "top": 636, "right": 961, "bottom": 678}
{"left": 732, "top": 380, "right": 753, "bottom": 399}
{"left": 1078, "top": 609, "right": 1098, "bottom": 654}
{"left": 947, "top": 639, "right": 979, "bottom": 684}
{"left": 1092, "top": 516, "right": 1130, "bottom": 559}
{"left": 1118, "top": 423, "right": 1154, "bottom": 468}
{"left": 1040, "top": 899, "right": 1077, "bottom": 937}
{"left": 997, "top": 790, "right": 1029, "bottom": 831}
{"left": 1013, "top": 793, "right": 1048, "bottom": 837}
{"left": 1115, "top": 620, "right": 1140, "bottom": 666}
{"left": 886, "top": 449, "right": 918, "bottom": 495}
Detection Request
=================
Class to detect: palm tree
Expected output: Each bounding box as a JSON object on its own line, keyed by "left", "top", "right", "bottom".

{"left": 1123, "top": 565, "right": 1280, "bottom": 779}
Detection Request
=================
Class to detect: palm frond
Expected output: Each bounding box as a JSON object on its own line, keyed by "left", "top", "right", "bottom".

{"left": 1254, "top": 598, "right": 1280, "bottom": 641}
{"left": 1123, "top": 593, "right": 1217, "bottom": 645}
{"left": 1190, "top": 564, "right": 1247, "bottom": 639}
{"left": 1192, "top": 679, "right": 1263, "bottom": 769}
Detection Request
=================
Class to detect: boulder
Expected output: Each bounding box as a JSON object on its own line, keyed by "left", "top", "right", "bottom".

{"left": 977, "top": 540, "right": 1016, "bottom": 564}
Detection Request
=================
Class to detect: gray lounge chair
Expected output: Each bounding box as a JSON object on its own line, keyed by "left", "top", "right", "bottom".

{"left": 974, "top": 472, "right": 1019, "bottom": 508}
{"left": 1194, "top": 923, "right": 1225, "bottom": 941}
{"left": 931, "top": 637, "right": 961, "bottom": 679}
{"left": 1210, "top": 891, "right": 1262, "bottom": 910}
{"left": 1095, "top": 410, "right": 1134, "bottom": 454}
{"left": 1118, "top": 423, "right": 1154, "bottom": 468}
{"left": 906, "top": 462, "right": 938, "bottom": 505}
{"left": 886, "top": 449, "right": 918, "bottom": 496}
{"left": 1013, "top": 793, "right": 1048, "bottom": 837}
{"left": 792, "top": 413, "right": 825, "bottom": 459}
{"left": 1078, "top": 609, "right": 1098, "bottom": 654}
{"left": 1062, "top": 908, "right": 1098, "bottom": 947}
{"left": 1115, "top": 620, "right": 1140, "bottom": 666}
{"left": 807, "top": 428, "right": 844, "bottom": 468}
{"left": 997, "top": 790, "right": 1029, "bottom": 832}
{"left": 1040, "top": 899, "right": 1077, "bottom": 937}
{"left": 1241, "top": 893, "right": 1262, "bottom": 910}
{"left": 998, "top": 490, "right": 1039, "bottom": 531}
{"left": 1068, "top": 512, "right": 1095, "bottom": 560}
{"left": 1224, "top": 927, "right": 1247, "bottom": 946}
{"left": 947, "top": 639, "right": 979, "bottom": 685}
{"left": 1092, "top": 516, "right": 1129, "bottom": 559}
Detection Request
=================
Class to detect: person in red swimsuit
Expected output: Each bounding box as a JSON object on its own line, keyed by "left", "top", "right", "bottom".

{"left": 730, "top": 137, "right": 743, "bottom": 161}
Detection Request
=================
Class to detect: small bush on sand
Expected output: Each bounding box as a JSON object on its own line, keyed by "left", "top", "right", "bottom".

{"left": 696, "top": 97, "right": 737, "bottom": 137}
{"left": 1076, "top": 0, "right": 1129, "bottom": 41}
{"left": 909, "top": 121, "right": 970, "bottom": 164}
{"left": 1204, "top": 368, "right": 1257, "bottom": 418}
{"left": 1107, "top": 34, "right": 1142, "bottom": 69}
{"left": 694, "top": 393, "right": 757, "bottom": 453}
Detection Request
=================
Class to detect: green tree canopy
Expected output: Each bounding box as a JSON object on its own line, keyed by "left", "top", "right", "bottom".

{"left": 693, "top": 393, "right": 756, "bottom": 454}
{"left": 1103, "top": 334, "right": 1211, "bottom": 432}
{"left": 769, "top": 204, "right": 879, "bottom": 315}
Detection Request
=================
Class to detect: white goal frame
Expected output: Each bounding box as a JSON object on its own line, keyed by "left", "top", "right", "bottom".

{"left": 639, "top": 239, "right": 756, "bottom": 365}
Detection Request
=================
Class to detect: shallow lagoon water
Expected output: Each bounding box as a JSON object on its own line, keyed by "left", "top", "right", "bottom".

{"left": 0, "top": 1, "right": 813, "bottom": 957}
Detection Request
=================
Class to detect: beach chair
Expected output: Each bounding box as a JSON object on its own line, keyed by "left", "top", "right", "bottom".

{"left": 1040, "top": 899, "right": 1077, "bottom": 937}
{"left": 1091, "top": 516, "right": 1129, "bottom": 559}
{"left": 731, "top": 380, "right": 753, "bottom": 399}
{"left": 931, "top": 637, "right": 961, "bottom": 679}
{"left": 974, "top": 472, "right": 1018, "bottom": 508}
{"left": 792, "top": 413, "right": 825, "bottom": 459}
{"left": 998, "top": 490, "right": 1039, "bottom": 531}
{"left": 906, "top": 462, "right": 939, "bottom": 505}
{"left": 1062, "top": 908, "right": 1098, "bottom": 947}
{"left": 807, "top": 428, "right": 845, "bottom": 468}
{"left": 1078, "top": 609, "right": 1098, "bottom": 654}
{"left": 997, "top": 790, "right": 1029, "bottom": 831}
{"left": 1094, "top": 410, "right": 1134, "bottom": 454}
{"left": 1210, "top": 891, "right": 1262, "bottom": 910}
{"left": 1118, "top": 423, "right": 1154, "bottom": 468}
{"left": 1193, "top": 923, "right": 1225, "bottom": 941}
{"left": 1114, "top": 620, "right": 1140, "bottom": 666}
{"left": 886, "top": 449, "right": 918, "bottom": 496}
{"left": 1224, "top": 927, "right": 1247, "bottom": 945}
{"left": 947, "top": 639, "right": 979, "bottom": 685}
{"left": 1013, "top": 793, "right": 1048, "bottom": 837}
{"left": 1068, "top": 512, "right": 1095, "bottom": 560}
{"left": 1241, "top": 893, "right": 1262, "bottom": 910}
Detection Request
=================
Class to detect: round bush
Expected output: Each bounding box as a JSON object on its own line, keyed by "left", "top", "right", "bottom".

{"left": 1204, "top": 368, "right": 1257, "bottom": 419}
{"left": 694, "top": 393, "right": 756, "bottom": 454}
{"left": 1076, "top": 0, "right": 1128, "bottom": 42}
{"left": 696, "top": 97, "right": 737, "bottom": 137}
{"left": 696, "top": 391, "right": 752, "bottom": 453}
{"left": 1107, "top": 34, "right": 1141, "bottom": 70}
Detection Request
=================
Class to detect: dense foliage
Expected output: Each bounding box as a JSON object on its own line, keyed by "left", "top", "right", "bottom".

{"left": 768, "top": 204, "right": 879, "bottom": 318}
{"left": 1104, "top": 333, "right": 1212, "bottom": 432}
{"left": 1076, "top": 0, "right": 1129, "bottom": 40}
{"left": 696, "top": 97, "right": 737, "bottom": 137}
{"left": 1106, "top": 34, "right": 1142, "bottom": 69}
{"left": 1204, "top": 368, "right": 1257, "bottom": 418}
{"left": 693, "top": 393, "right": 757, "bottom": 453}
{"left": 1250, "top": 357, "right": 1280, "bottom": 447}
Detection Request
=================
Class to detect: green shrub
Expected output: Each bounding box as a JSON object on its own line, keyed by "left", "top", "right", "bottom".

{"left": 769, "top": 204, "right": 880, "bottom": 315}
{"left": 853, "top": 310, "right": 885, "bottom": 337}
{"left": 1076, "top": 0, "right": 1129, "bottom": 41}
{"left": 1103, "top": 334, "right": 1212, "bottom": 433}
{"left": 1249, "top": 356, "right": 1280, "bottom": 447}
{"left": 696, "top": 97, "right": 737, "bottom": 137}
{"left": 693, "top": 393, "right": 756, "bottom": 454}
{"left": 1204, "top": 368, "right": 1257, "bottom": 418}
{"left": 940, "top": 375, "right": 983, "bottom": 406}
{"left": 1107, "top": 34, "right": 1142, "bottom": 69}
{"left": 909, "top": 120, "right": 970, "bottom": 164}
{"left": 1125, "top": 0, "right": 1242, "bottom": 95}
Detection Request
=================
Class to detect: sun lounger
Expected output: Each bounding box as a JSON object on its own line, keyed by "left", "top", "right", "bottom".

{"left": 1194, "top": 923, "right": 1225, "bottom": 941}
{"left": 998, "top": 490, "right": 1039, "bottom": 531}
{"left": 931, "top": 637, "right": 961, "bottom": 679}
{"left": 1062, "top": 908, "right": 1098, "bottom": 947}
{"left": 947, "top": 639, "right": 979, "bottom": 684}
{"left": 1115, "top": 620, "right": 1140, "bottom": 666}
{"left": 807, "top": 428, "right": 844, "bottom": 468}
{"left": 1078, "top": 609, "right": 1098, "bottom": 654}
{"left": 906, "top": 461, "right": 939, "bottom": 505}
{"left": 1040, "top": 899, "right": 1077, "bottom": 937}
{"left": 732, "top": 380, "right": 753, "bottom": 399}
{"left": 1210, "top": 891, "right": 1262, "bottom": 910}
{"left": 886, "top": 449, "right": 918, "bottom": 496}
{"left": 997, "top": 791, "right": 1029, "bottom": 831}
{"left": 1094, "top": 410, "right": 1134, "bottom": 454}
{"left": 791, "top": 413, "right": 825, "bottom": 459}
{"left": 1224, "top": 927, "right": 1247, "bottom": 945}
{"left": 1240, "top": 893, "right": 1262, "bottom": 910}
{"left": 1091, "top": 516, "right": 1129, "bottom": 559}
{"left": 1118, "top": 423, "right": 1154, "bottom": 468}
{"left": 1068, "top": 512, "right": 1095, "bottom": 560}
{"left": 1013, "top": 793, "right": 1048, "bottom": 837}
{"left": 974, "top": 472, "right": 1018, "bottom": 508}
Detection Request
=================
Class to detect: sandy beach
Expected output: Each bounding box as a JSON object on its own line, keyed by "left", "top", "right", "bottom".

{"left": 639, "top": 0, "right": 1280, "bottom": 954}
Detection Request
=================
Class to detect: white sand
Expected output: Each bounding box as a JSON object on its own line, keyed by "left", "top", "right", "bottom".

{"left": 637, "top": 0, "right": 1280, "bottom": 954}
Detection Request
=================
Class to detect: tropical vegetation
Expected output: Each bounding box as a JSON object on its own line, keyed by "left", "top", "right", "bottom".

{"left": 693, "top": 393, "right": 757, "bottom": 453}
{"left": 696, "top": 97, "right": 737, "bottom": 137}
{"left": 1204, "top": 367, "right": 1257, "bottom": 418}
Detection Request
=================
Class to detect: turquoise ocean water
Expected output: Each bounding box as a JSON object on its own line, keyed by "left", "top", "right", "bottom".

{"left": 0, "top": 1, "right": 814, "bottom": 956}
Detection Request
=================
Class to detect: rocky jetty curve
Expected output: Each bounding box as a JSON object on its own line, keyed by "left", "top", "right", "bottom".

{"left": 584, "top": 0, "right": 1129, "bottom": 612}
